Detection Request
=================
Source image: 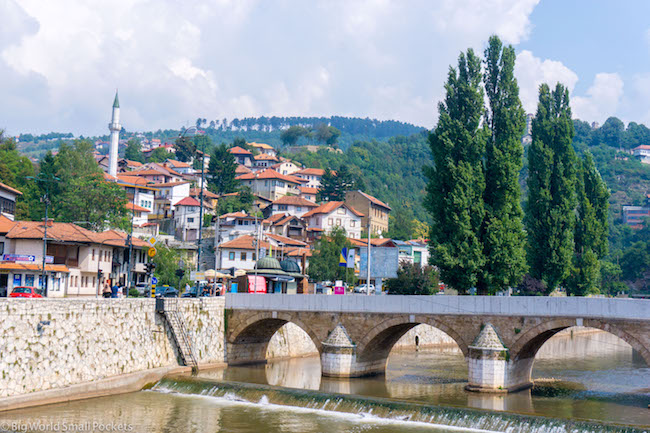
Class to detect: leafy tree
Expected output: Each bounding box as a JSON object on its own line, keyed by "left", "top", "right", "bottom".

{"left": 591, "top": 117, "right": 624, "bottom": 149}
{"left": 216, "top": 186, "right": 255, "bottom": 214}
{"left": 412, "top": 219, "right": 430, "bottom": 241}
{"left": 208, "top": 144, "right": 239, "bottom": 195}
{"left": 0, "top": 131, "right": 35, "bottom": 219}
{"left": 385, "top": 262, "right": 438, "bottom": 295}
{"left": 174, "top": 135, "right": 196, "bottom": 162}
{"left": 317, "top": 166, "right": 359, "bottom": 202}
{"left": 148, "top": 147, "right": 169, "bottom": 163}
{"left": 478, "top": 35, "right": 527, "bottom": 294}
{"left": 315, "top": 123, "right": 341, "bottom": 146}
{"left": 124, "top": 138, "right": 145, "bottom": 163}
{"left": 525, "top": 83, "right": 578, "bottom": 292}
{"left": 152, "top": 244, "right": 189, "bottom": 286}
{"left": 307, "top": 226, "right": 351, "bottom": 282}
{"left": 280, "top": 125, "right": 308, "bottom": 146}
{"left": 567, "top": 153, "right": 609, "bottom": 295}
{"left": 386, "top": 206, "right": 415, "bottom": 240}
{"left": 516, "top": 274, "right": 547, "bottom": 296}
{"left": 424, "top": 48, "right": 487, "bottom": 293}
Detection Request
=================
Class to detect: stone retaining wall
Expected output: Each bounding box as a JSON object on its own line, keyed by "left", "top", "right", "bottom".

{"left": 0, "top": 298, "right": 225, "bottom": 399}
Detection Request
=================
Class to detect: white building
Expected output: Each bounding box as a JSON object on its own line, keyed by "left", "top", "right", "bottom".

{"left": 0, "top": 181, "right": 22, "bottom": 221}
{"left": 150, "top": 181, "right": 191, "bottom": 219}
{"left": 217, "top": 211, "right": 261, "bottom": 241}
{"left": 235, "top": 169, "right": 306, "bottom": 201}
{"left": 294, "top": 168, "right": 328, "bottom": 189}
{"left": 301, "top": 201, "right": 363, "bottom": 239}
{"left": 218, "top": 235, "right": 269, "bottom": 271}
{"left": 269, "top": 196, "right": 318, "bottom": 218}
{"left": 174, "top": 196, "right": 202, "bottom": 241}
{"left": 632, "top": 145, "right": 650, "bottom": 164}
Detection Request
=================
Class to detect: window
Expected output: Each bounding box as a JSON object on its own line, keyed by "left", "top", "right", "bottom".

{"left": 229, "top": 252, "right": 235, "bottom": 260}
{"left": 241, "top": 252, "right": 247, "bottom": 261}
{"left": 350, "top": 220, "right": 355, "bottom": 227}
{"left": 278, "top": 204, "right": 288, "bottom": 211}
{"left": 336, "top": 218, "right": 341, "bottom": 226}
{"left": 0, "top": 241, "right": 4, "bottom": 255}
{"left": 92, "top": 249, "right": 95, "bottom": 260}
{"left": 253, "top": 253, "right": 256, "bottom": 261}
{"left": 337, "top": 208, "right": 345, "bottom": 215}
{"left": 328, "top": 218, "right": 333, "bottom": 226}
{"left": 296, "top": 207, "right": 302, "bottom": 212}
{"left": 188, "top": 217, "right": 194, "bottom": 223}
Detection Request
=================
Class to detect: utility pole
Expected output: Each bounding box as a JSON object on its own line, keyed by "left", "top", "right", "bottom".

{"left": 126, "top": 188, "right": 136, "bottom": 294}
{"left": 214, "top": 214, "right": 221, "bottom": 270}
{"left": 197, "top": 145, "right": 205, "bottom": 273}
{"left": 254, "top": 209, "right": 260, "bottom": 292}
{"left": 41, "top": 194, "right": 49, "bottom": 296}
{"left": 367, "top": 201, "right": 371, "bottom": 296}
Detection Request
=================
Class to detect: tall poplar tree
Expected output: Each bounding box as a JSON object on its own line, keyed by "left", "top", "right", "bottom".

{"left": 567, "top": 152, "right": 609, "bottom": 295}
{"left": 425, "top": 49, "right": 487, "bottom": 293}
{"left": 525, "top": 83, "right": 577, "bottom": 291}
{"left": 478, "top": 36, "right": 527, "bottom": 294}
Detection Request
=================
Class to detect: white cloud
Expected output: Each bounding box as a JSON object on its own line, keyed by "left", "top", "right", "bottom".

{"left": 515, "top": 50, "right": 579, "bottom": 114}
{"left": 572, "top": 73, "right": 624, "bottom": 124}
{"left": 0, "top": 0, "right": 541, "bottom": 135}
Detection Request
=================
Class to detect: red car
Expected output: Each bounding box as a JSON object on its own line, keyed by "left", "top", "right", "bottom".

{"left": 10, "top": 286, "right": 44, "bottom": 298}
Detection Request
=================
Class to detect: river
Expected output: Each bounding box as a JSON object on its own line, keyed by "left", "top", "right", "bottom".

{"left": 1, "top": 329, "right": 649, "bottom": 432}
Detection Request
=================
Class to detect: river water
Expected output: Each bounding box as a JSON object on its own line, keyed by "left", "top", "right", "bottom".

{"left": 2, "top": 329, "right": 649, "bottom": 432}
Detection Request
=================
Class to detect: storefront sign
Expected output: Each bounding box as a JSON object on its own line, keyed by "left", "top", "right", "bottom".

{"left": 2, "top": 254, "right": 35, "bottom": 262}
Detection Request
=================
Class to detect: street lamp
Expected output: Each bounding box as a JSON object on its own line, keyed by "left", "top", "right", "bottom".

{"left": 26, "top": 174, "right": 61, "bottom": 297}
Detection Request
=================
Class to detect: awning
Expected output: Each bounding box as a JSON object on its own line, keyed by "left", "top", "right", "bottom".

{"left": 267, "top": 275, "right": 295, "bottom": 283}
{"left": 0, "top": 263, "right": 70, "bottom": 273}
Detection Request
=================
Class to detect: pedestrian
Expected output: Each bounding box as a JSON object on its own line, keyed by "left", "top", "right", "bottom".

{"left": 117, "top": 285, "right": 124, "bottom": 298}
{"left": 102, "top": 281, "right": 111, "bottom": 298}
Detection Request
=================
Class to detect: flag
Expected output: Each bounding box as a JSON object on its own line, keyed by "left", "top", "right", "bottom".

{"left": 346, "top": 248, "right": 355, "bottom": 269}
{"left": 339, "top": 247, "right": 347, "bottom": 267}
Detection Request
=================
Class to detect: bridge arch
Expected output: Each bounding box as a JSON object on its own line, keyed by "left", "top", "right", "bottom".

{"left": 354, "top": 316, "right": 469, "bottom": 372}
{"left": 227, "top": 312, "right": 322, "bottom": 365}
{"left": 510, "top": 318, "right": 650, "bottom": 366}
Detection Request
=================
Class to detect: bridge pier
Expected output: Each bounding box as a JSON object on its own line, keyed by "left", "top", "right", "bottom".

{"left": 320, "top": 324, "right": 386, "bottom": 377}
{"left": 466, "top": 324, "right": 533, "bottom": 393}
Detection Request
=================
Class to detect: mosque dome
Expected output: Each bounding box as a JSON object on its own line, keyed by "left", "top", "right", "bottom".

{"left": 256, "top": 256, "right": 282, "bottom": 270}
{"left": 280, "top": 258, "right": 301, "bottom": 273}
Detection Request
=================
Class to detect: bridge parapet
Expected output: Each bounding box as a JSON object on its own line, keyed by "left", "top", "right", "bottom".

{"left": 225, "top": 294, "right": 650, "bottom": 321}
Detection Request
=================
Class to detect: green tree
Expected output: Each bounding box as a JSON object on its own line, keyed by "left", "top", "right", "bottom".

{"left": 208, "top": 144, "right": 239, "bottom": 195}
{"left": 280, "top": 125, "right": 308, "bottom": 146}
{"left": 174, "top": 135, "right": 196, "bottom": 162}
{"left": 385, "top": 262, "right": 438, "bottom": 295}
{"left": 152, "top": 244, "right": 186, "bottom": 286}
{"left": 478, "top": 35, "right": 527, "bottom": 294}
{"left": 216, "top": 186, "right": 255, "bottom": 214}
{"left": 567, "top": 153, "right": 609, "bottom": 295}
{"left": 124, "top": 138, "right": 145, "bottom": 163}
{"left": 424, "top": 48, "right": 487, "bottom": 293}
{"left": 0, "top": 131, "right": 36, "bottom": 218}
{"left": 315, "top": 123, "right": 341, "bottom": 146}
{"left": 386, "top": 206, "right": 415, "bottom": 240}
{"left": 525, "top": 83, "right": 578, "bottom": 292}
{"left": 307, "top": 226, "right": 351, "bottom": 282}
{"left": 148, "top": 147, "right": 169, "bottom": 163}
{"left": 317, "top": 166, "right": 358, "bottom": 202}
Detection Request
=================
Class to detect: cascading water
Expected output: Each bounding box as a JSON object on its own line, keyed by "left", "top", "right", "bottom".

{"left": 151, "top": 377, "right": 649, "bottom": 433}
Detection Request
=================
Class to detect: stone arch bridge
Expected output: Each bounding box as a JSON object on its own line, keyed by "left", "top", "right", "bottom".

{"left": 225, "top": 294, "right": 650, "bottom": 392}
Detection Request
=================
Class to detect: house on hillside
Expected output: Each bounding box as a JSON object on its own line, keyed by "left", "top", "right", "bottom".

{"left": 294, "top": 168, "right": 328, "bottom": 189}
{"left": 150, "top": 181, "right": 191, "bottom": 219}
{"left": 345, "top": 190, "right": 391, "bottom": 236}
{"left": 252, "top": 153, "right": 280, "bottom": 170}
{"left": 268, "top": 195, "right": 318, "bottom": 218}
{"left": 298, "top": 186, "right": 318, "bottom": 202}
{"left": 271, "top": 160, "right": 302, "bottom": 176}
{"left": 217, "top": 211, "right": 262, "bottom": 241}
{"left": 229, "top": 146, "right": 253, "bottom": 166}
{"left": 163, "top": 159, "right": 194, "bottom": 175}
{"left": 302, "top": 201, "right": 363, "bottom": 239}
{"left": 174, "top": 196, "right": 206, "bottom": 241}
{"left": 263, "top": 213, "right": 308, "bottom": 240}
{"left": 249, "top": 142, "right": 277, "bottom": 157}
{"left": 0, "top": 181, "right": 22, "bottom": 221}
{"left": 218, "top": 235, "right": 269, "bottom": 271}
{"left": 632, "top": 145, "right": 650, "bottom": 164}
{"left": 235, "top": 169, "right": 306, "bottom": 201}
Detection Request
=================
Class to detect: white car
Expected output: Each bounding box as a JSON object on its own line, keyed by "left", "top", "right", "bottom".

{"left": 354, "top": 284, "right": 375, "bottom": 294}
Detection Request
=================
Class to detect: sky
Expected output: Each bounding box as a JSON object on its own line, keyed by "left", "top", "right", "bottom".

{"left": 1, "top": 0, "right": 649, "bottom": 136}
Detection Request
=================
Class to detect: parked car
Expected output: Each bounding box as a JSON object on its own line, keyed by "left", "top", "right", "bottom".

{"left": 181, "top": 286, "right": 200, "bottom": 298}
{"left": 156, "top": 286, "right": 179, "bottom": 297}
{"left": 134, "top": 283, "right": 150, "bottom": 297}
{"left": 354, "top": 284, "right": 375, "bottom": 294}
{"left": 10, "top": 286, "right": 44, "bottom": 298}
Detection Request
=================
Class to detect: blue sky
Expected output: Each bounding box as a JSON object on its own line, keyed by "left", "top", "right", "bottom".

{"left": 1, "top": 0, "right": 649, "bottom": 136}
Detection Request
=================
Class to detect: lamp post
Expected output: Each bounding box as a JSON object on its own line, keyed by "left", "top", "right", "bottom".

{"left": 26, "top": 174, "right": 61, "bottom": 297}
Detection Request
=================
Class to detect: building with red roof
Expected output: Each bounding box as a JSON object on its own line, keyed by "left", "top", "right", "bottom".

{"left": 235, "top": 169, "right": 306, "bottom": 201}
{"left": 302, "top": 201, "right": 363, "bottom": 239}
{"left": 345, "top": 190, "right": 391, "bottom": 236}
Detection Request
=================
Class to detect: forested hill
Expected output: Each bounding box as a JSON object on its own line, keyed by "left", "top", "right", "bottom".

{"left": 15, "top": 116, "right": 426, "bottom": 157}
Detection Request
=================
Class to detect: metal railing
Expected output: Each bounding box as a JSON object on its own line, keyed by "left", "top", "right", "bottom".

{"left": 159, "top": 298, "right": 198, "bottom": 370}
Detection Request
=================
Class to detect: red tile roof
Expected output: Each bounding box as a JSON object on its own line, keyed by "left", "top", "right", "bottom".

{"left": 0, "top": 181, "right": 23, "bottom": 196}
{"left": 266, "top": 233, "right": 307, "bottom": 247}
{"left": 126, "top": 202, "right": 151, "bottom": 213}
{"left": 254, "top": 153, "right": 278, "bottom": 161}
{"left": 0, "top": 214, "right": 17, "bottom": 233}
{"left": 175, "top": 196, "right": 201, "bottom": 207}
{"left": 295, "top": 168, "right": 326, "bottom": 176}
{"left": 236, "top": 169, "right": 305, "bottom": 184}
{"left": 229, "top": 146, "right": 252, "bottom": 155}
{"left": 299, "top": 186, "right": 318, "bottom": 195}
{"left": 272, "top": 195, "right": 318, "bottom": 207}
{"left": 148, "top": 181, "right": 190, "bottom": 188}
{"left": 301, "top": 201, "right": 364, "bottom": 218}
{"left": 353, "top": 191, "right": 392, "bottom": 210}
{"left": 263, "top": 213, "right": 288, "bottom": 224}
{"left": 165, "top": 159, "right": 191, "bottom": 168}
{"left": 236, "top": 164, "right": 252, "bottom": 174}
{"left": 219, "top": 211, "right": 251, "bottom": 219}
{"left": 220, "top": 234, "right": 269, "bottom": 250}
{"left": 190, "top": 188, "right": 219, "bottom": 199}
{"left": 249, "top": 142, "right": 274, "bottom": 150}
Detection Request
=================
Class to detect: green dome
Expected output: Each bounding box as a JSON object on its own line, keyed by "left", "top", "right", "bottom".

{"left": 256, "top": 256, "right": 281, "bottom": 270}
{"left": 280, "top": 259, "right": 301, "bottom": 273}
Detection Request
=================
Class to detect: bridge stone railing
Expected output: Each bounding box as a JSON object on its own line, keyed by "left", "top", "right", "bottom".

{"left": 225, "top": 294, "right": 650, "bottom": 321}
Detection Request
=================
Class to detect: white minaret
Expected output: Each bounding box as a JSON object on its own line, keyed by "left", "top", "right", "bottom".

{"left": 108, "top": 91, "right": 121, "bottom": 177}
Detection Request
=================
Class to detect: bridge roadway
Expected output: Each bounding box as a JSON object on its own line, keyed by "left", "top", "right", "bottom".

{"left": 224, "top": 294, "right": 650, "bottom": 393}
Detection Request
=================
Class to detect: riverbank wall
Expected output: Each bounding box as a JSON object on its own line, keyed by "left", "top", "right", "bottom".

{"left": 0, "top": 298, "right": 226, "bottom": 402}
